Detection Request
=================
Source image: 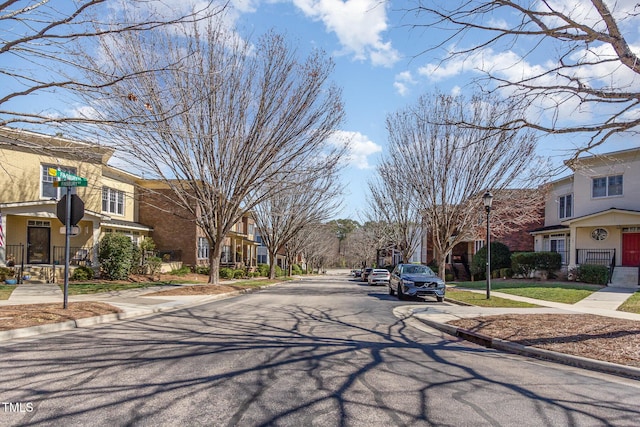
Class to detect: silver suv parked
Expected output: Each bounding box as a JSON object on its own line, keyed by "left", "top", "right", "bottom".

{"left": 388, "top": 264, "right": 445, "bottom": 302}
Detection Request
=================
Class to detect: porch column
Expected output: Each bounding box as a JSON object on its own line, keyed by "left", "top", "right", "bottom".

{"left": 0, "top": 212, "right": 6, "bottom": 264}
{"left": 92, "top": 220, "right": 101, "bottom": 267}
{"left": 568, "top": 225, "right": 577, "bottom": 270}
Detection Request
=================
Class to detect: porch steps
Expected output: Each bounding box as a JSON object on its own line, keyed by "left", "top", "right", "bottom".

{"left": 610, "top": 267, "right": 639, "bottom": 288}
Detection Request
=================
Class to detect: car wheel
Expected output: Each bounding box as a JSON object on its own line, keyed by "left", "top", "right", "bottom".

{"left": 397, "top": 284, "right": 406, "bottom": 301}
{"left": 388, "top": 286, "right": 395, "bottom": 296}
{"left": 436, "top": 296, "right": 444, "bottom": 303}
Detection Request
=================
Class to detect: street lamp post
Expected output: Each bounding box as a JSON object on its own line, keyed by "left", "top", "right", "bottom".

{"left": 483, "top": 191, "right": 493, "bottom": 299}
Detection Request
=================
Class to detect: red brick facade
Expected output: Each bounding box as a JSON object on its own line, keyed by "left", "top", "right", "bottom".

{"left": 138, "top": 187, "right": 201, "bottom": 266}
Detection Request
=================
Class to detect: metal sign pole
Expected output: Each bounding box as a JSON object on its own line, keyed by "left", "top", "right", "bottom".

{"left": 63, "top": 186, "right": 71, "bottom": 309}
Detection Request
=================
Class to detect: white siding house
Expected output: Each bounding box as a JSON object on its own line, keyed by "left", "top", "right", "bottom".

{"left": 531, "top": 147, "right": 640, "bottom": 287}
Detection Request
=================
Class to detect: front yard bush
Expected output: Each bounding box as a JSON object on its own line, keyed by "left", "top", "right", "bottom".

{"left": 471, "top": 242, "right": 511, "bottom": 279}
{"left": 99, "top": 233, "right": 134, "bottom": 280}
{"left": 146, "top": 256, "right": 163, "bottom": 276}
{"left": 233, "top": 269, "right": 245, "bottom": 279}
{"left": 70, "top": 266, "right": 95, "bottom": 281}
{"left": 511, "top": 252, "right": 562, "bottom": 278}
{"left": 219, "top": 267, "right": 234, "bottom": 279}
{"left": 257, "top": 264, "right": 270, "bottom": 277}
{"left": 577, "top": 264, "right": 609, "bottom": 285}
{"left": 194, "top": 265, "right": 210, "bottom": 275}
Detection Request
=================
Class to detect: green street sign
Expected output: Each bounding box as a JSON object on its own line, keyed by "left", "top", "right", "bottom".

{"left": 49, "top": 168, "right": 87, "bottom": 187}
{"left": 54, "top": 179, "right": 88, "bottom": 187}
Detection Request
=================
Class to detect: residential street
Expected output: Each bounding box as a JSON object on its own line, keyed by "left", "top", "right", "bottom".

{"left": 1, "top": 275, "right": 639, "bottom": 426}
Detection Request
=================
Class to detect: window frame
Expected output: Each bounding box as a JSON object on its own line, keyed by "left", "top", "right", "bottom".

{"left": 558, "top": 194, "right": 573, "bottom": 219}
{"left": 592, "top": 174, "right": 623, "bottom": 198}
{"left": 197, "top": 237, "right": 210, "bottom": 260}
{"left": 41, "top": 164, "right": 77, "bottom": 199}
{"left": 101, "top": 187, "right": 125, "bottom": 216}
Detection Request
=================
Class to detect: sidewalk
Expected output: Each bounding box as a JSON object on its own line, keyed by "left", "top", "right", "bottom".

{"left": 0, "top": 281, "right": 258, "bottom": 341}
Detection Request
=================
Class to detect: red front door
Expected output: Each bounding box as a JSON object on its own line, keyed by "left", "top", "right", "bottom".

{"left": 622, "top": 233, "right": 640, "bottom": 266}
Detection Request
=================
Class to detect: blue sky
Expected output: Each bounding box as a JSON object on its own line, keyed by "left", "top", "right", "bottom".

{"left": 220, "top": 0, "right": 640, "bottom": 221}
{"left": 4, "top": 0, "right": 639, "bottom": 221}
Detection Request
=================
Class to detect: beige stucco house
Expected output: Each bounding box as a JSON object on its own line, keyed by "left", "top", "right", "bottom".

{"left": 0, "top": 127, "right": 259, "bottom": 282}
{"left": 0, "top": 127, "right": 152, "bottom": 281}
{"left": 531, "top": 147, "right": 640, "bottom": 287}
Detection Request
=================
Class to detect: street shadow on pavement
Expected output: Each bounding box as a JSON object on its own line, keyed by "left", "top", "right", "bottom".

{"left": 1, "top": 291, "right": 638, "bottom": 426}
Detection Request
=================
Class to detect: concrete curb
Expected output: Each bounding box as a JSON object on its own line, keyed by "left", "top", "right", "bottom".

{"left": 0, "top": 282, "right": 284, "bottom": 342}
{"left": 413, "top": 313, "right": 640, "bottom": 380}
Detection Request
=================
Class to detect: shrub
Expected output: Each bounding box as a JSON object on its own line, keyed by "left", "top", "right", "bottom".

{"left": 146, "top": 256, "right": 163, "bottom": 276}
{"left": 498, "top": 268, "right": 513, "bottom": 279}
{"left": 275, "top": 265, "right": 284, "bottom": 277}
{"left": 577, "top": 264, "right": 609, "bottom": 285}
{"left": 169, "top": 266, "right": 191, "bottom": 276}
{"left": 219, "top": 267, "right": 234, "bottom": 279}
{"left": 194, "top": 265, "right": 210, "bottom": 275}
{"left": 292, "top": 264, "right": 303, "bottom": 275}
{"left": 511, "top": 252, "right": 562, "bottom": 278}
{"left": 471, "top": 242, "right": 512, "bottom": 278}
{"left": 257, "top": 264, "right": 270, "bottom": 277}
{"left": 71, "top": 266, "right": 95, "bottom": 281}
{"left": 233, "top": 269, "right": 245, "bottom": 279}
{"left": 99, "top": 233, "right": 134, "bottom": 280}
{"left": 0, "top": 266, "right": 15, "bottom": 281}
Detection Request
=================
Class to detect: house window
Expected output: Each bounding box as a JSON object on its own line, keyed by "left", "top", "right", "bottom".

{"left": 592, "top": 174, "right": 623, "bottom": 198}
{"left": 559, "top": 194, "right": 572, "bottom": 219}
{"left": 102, "top": 187, "right": 125, "bottom": 215}
{"left": 197, "top": 237, "right": 209, "bottom": 260}
{"left": 41, "top": 164, "right": 76, "bottom": 199}
{"left": 544, "top": 233, "right": 569, "bottom": 265}
{"left": 221, "top": 245, "right": 232, "bottom": 263}
{"left": 474, "top": 240, "right": 485, "bottom": 253}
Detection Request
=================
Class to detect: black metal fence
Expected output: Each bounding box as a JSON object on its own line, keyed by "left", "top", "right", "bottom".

{"left": 52, "top": 246, "right": 93, "bottom": 266}
{"left": 577, "top": 248, "right": 615, "bottom": 283}
{"left": 576, "top": 249, "right": 615, "bottom": 266}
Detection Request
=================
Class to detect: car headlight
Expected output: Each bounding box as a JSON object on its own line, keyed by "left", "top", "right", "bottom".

{"left": 402, "top": 279, "right": 414, "bottom": 287}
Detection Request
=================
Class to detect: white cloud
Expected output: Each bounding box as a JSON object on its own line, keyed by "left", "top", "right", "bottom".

{"left": 291, "top": 0, "right": 399, "bottom": 67}
{"left": 393, "top": 71, "right": 415, "bottom": 96}
{"left": 331, "top": 130, "right": 382, "bottom": 169}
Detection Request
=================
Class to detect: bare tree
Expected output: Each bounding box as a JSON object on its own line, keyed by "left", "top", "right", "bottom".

{"left": 253, "top": 170, "right": 344, "bottom": 279}
{"left": 73, "top": 16, "right": 345, "bottom": 284}
{"left": 407, "top": 0, "right": 640, "bottom": 156}
{"left": 386, "top": 92, "right": 546, "bottom": 279}
{"left": 344, "top": 220, "right": 390, "bottom": 268}
{"left": 367, "top": 165, "right": 423, "bottom": 264}
{"left": 0, "top": 0, "right": 220, "bottom": 131}
{"left": 299, "top": 222, "right": 336, "bottom": 274}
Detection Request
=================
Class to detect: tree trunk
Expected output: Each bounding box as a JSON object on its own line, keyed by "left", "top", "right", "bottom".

{"left": 208, "top": 240, "right": 223, "bottom": 285}
{"left": 268, "top": 248, "right": 277, "bottom": 280}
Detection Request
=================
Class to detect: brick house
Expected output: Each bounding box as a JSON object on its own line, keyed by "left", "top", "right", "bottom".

{"left": 138, "top": 182, "right": 258, "bottom": 270}
{"left": 422, "top": 189, "right": 544, "bottom": 280}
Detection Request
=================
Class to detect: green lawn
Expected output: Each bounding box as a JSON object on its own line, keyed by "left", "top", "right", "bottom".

{"left": 62, "top": 281, "right": 182, "bottom": 295}
{"left": 0, "top": 285, "right": 14, "bottom": 300}
{"left": 449, "top": 280, "right": 602, "bottom": 304}
{"left": 618, "top": 291, "right": 640, "bottom": 314}
{"left": 446, "top": 288, "right": 540, "bottom": 307}
{"left": 62, "top": 277, "right": 289, "bottom": 295}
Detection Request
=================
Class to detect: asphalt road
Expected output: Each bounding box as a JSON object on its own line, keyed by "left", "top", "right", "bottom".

{"left": 1, "top": 275, "right": 639, "bottom": 426}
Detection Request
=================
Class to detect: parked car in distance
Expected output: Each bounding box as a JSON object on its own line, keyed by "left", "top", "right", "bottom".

{"left": 361, "top": 267, "right": 374, "bottom": 282}
{"left": 368, "top": 268, "right": 391, "bottom": 286}
{"left": 352, "top": 269, "right": 362, "bottom": 278}
{"left": 388, "top": 264, "right": 445, "bottom": 302}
